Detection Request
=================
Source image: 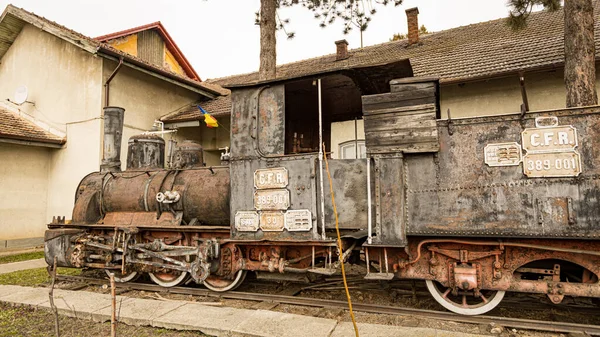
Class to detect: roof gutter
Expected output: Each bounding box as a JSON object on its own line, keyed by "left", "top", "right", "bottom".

{"left": 98, "top": 49, "right": 219, "bottom": 99}
{"left": 0, "top": 136, "right": 65, "bottom": 148}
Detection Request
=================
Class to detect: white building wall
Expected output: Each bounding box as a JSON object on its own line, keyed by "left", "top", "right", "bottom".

{"left": 0, "top": 24, "right": 103, "bottom": 240}
{"left": 0, "top": 144, "right": 51, "bottom": 240}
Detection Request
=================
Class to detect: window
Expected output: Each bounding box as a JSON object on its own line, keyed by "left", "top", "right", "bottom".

{"left": 339, "top": 140, "right": 366, "bottom": 159}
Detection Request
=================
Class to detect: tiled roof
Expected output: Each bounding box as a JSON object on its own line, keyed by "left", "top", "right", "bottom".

{"left": 209, "top": 4, "right": 599, "bottom": 87}
{"left": 0, "top": 5, "right": 228, "bottom": 97}
{"left": 0, "top": 107, "right": 65, "bottom": 145}
{"left": 161, "top": 95, "right": 231, "bottom": 123}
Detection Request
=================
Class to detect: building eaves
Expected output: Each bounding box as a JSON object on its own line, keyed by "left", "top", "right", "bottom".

{"left": 0, "top": 5, "right": 227, "bottom": 98}
{"left": 160, "top": 94, "right": 232, "bottom": 123}
{"left": 0, "top": 106, "right": 66, "bottom": 147}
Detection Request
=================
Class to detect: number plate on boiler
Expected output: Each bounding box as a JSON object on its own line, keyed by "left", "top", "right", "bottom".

{"left": 521, "top": 126, "right": 577, "bottom": 153}
{"left": 523, "top": 152, "right": 582, "bottom": 178}
{"left": 285, "top": 209, "right": 312, "bottom": 231}
{"left": 234, "top": 211, "right": 259, "bottom": 232}
{"left": 254, "top": 167, "right": 288, "bottom": 189}
{"left": 254, "top": 189, "right": 290, "bottom": 210}
{"left": 260, "top": 211, "right": 285, "bottom": 231}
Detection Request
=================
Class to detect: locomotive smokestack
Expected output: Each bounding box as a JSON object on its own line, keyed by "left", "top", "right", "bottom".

{"left": 100, "top": 106, "right": 125, "bottom": 172}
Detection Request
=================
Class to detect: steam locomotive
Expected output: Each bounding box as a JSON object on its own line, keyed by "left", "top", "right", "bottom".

{"left": 45, "top": 76, "right": 600, "bottom": 315}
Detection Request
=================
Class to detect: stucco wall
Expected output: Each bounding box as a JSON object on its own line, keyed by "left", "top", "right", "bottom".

{"left": 440, "top": 67, "right": 600, "bottom": 118}
{"left": 102, "top": 59, "right": 204, "bottom": 170}
{"left": 0, "top": 144, "right": 51, "bottom": 240}
{"left": 330, "top": 119, "right": 365, "bottom": 159}
{"left": 0, "top": 24, "right": 103, "bottom": 237}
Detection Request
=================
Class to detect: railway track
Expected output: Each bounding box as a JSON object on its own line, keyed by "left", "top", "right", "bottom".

{"left": 57, "top": 275, "right": 600, "bottom": 336}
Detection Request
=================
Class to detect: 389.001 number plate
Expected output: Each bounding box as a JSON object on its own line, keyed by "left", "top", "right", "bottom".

{"left": 254, "top": 189, "right": 290, "bottom": 210}
{"left": 523, "top": 152, "right": 581, "bottom": 178}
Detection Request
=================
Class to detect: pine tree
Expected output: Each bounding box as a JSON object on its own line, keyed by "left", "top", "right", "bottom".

{"left": 508, "top": 0, "right": 597, "bottom": 107}
{"left": 256, "top": 0, "right": 403, "bottom": 81}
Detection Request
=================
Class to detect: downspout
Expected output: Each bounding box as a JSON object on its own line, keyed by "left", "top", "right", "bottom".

{"left": 519, "top": 72, "right": 530, "bottom": 113}
{"left": 104, "top": 57, "right": 124, "bottom": 107}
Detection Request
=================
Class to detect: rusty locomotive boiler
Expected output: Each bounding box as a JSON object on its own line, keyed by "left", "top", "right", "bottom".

{"left": 45, "top": 76, "right": 600, "bottom": 314}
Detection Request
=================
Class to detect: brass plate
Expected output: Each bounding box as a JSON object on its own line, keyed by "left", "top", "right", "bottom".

{"left": 260, "top": 211, "right": 285, "bottom": 231}
{"left": 234, "top": 211, "right": 259, "bottom": 232}
{"left": 523, "top": 152, "right": 582, "bottom": 178}
{"left": 521, "top": 126, "right": 577, "bottom": 153}
{"left": 254, "top": 167, "right": 288, "bottom": 189}
{"left": 285, "top": 209, "right": 312, "bottom": 231}
{"left": 254, "top": 189, "right": 290, "bottom": 210}
{"left": 484, "top": 142, "right": 522, "bottom": 167}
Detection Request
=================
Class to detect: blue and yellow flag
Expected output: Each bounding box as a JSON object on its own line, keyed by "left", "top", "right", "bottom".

{"left": 197, "top": 105, "right": 218, "bottom": 128}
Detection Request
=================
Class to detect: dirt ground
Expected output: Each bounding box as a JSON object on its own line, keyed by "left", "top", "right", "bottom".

{"left": 0, "top": 302, "right": 208, "bottom": 337}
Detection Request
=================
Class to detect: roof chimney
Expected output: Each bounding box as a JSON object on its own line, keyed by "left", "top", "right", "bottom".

{"left": 335, "top": 39, "right": 349, "bottom": 60}
{"left": 405, "top": 7, "right": 419, "bottom": 45}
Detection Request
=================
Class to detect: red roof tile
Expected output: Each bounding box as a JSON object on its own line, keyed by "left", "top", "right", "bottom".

{"left": 208, "top": 5, "right": 597, "bottom": 87}
{"left": 161, "top": 95, "right": 231, "bottom": 123}
{"left": 0, "top": 107, "right": 65, "bottom": 145}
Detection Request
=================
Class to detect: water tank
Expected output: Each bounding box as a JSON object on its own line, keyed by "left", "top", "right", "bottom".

{"left": 172, "top": 140, "right": 204, "bottom": 169}
{"left": 126, "top": 134, "right": 165, "bottom": 170}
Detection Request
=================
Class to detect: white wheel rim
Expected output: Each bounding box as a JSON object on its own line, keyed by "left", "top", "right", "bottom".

{"left": 149, "top": 271, "right": 188, "bottom": 288}
{"left": 106, "top": 270, "right": 138, "bottom": 283}
{"left": 203, "top": 270, "right": 247, "bottom": 292}
{"left": 425, "top": 280, "right": 505, "bottom": 316}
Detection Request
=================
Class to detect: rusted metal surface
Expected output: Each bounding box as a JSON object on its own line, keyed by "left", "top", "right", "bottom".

{"left": 44, "top": 229, "right": 84, "bottom": 268}
{"left": 75, "top": 167, "right": 230, "bottom": 227}
{"left": 258, "top": 86, "right": 285, "bottom": 155}
{"left": 172, "top": 140, "right": 204, "bottom": 169}
{"left": 100, "top": 107, "right": 125, "bottom": 172}
{"left": 370, "top": 154, "right": 406, "bottom": 246}
{"left": 230, "top": 156, "right": 319, "bottom": 240}
{"left": 406, "top": 108, "right": 600, "bottom": 238}
{"left": 126, "top": 134, "right": 165, "bottom": 170}
{"left": 390, "top": 238, "right": 600, "bottom": 299}
{"left": 318, "top": 159, "right": 370, "bottom": 230}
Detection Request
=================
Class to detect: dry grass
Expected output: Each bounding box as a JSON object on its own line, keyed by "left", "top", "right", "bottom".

{"left": 0, "top": 302, "right": 209, "bottom": 337}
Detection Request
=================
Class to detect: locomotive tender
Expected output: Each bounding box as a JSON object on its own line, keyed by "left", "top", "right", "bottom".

{"left": 45, "top": 76, "right": 600, "bottom": 315}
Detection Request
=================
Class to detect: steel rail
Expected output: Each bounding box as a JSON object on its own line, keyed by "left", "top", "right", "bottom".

{"left": 56, "top": 275, "right": 600, "bottom": 336}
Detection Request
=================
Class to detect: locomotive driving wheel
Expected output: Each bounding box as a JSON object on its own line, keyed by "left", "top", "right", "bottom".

{"left": 149, "top": 270, "right": 188, "bottom": 287}
{"left": 105, "top": 269, "right": 139, "bottom": 283}
{"left": 203, "top": 270, "right": 247, "bottom": 292}
{"left": 425, "top": 280, "right": 505, "bottom": 315}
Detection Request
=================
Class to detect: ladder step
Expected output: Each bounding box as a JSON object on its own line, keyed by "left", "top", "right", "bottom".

{"left": 364, "top": 273, "right": 395, "bottom": 280}
{"left": 308, "top": 268, "right": 337, "bottom": 275}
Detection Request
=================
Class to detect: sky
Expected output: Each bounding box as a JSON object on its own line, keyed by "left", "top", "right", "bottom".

{"left": 0, "top": 0, "right": 520, "bottom": 80}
